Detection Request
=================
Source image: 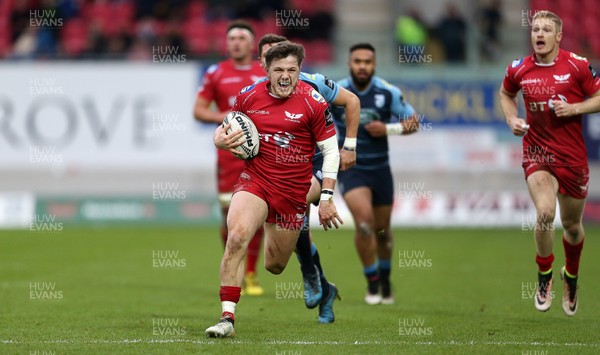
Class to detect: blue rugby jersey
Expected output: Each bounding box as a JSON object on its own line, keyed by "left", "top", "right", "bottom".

{"left": 332, "top": 76, "right": 415, "bottom": 170}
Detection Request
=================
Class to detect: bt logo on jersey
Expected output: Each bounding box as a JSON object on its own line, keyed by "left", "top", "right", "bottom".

{"left": 261, "top": 131, "right": 295, "bottom": 148}
{"left": 528, "top": 95, "right": 567, "bottom": 112}
{"left": 528, "top": 101, "right": 550, "bottom": 112}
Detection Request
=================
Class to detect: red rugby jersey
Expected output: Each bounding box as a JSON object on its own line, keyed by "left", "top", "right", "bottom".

{"left": 232, "top": 80, "right": 336, "bottom": 194}
{"left": 503, "top": 49, "right": 600, "bottom": 166}
{"left": 198, "top": 59, "right": 265, "bottom": 190}
{"left": 198, "top": 59, "right": 264, "bottom": 112}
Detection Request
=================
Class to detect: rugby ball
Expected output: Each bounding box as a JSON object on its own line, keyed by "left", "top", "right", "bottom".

{"left": 222, "top": 111, "right": 260, "bottom": 160}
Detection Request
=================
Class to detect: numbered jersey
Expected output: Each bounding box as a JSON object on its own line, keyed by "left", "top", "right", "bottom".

{"left": 503, "top": 49, "right": 600, "bottom": 166}
{"left": 232, "top": 81, "right": 336, "bottom": 194}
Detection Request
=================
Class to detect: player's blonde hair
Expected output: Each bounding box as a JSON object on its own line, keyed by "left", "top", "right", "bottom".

{"left": 532, "top": 10, "right": 562, "bottom": 33}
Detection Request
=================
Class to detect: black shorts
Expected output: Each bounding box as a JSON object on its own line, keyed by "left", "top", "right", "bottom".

{"left": 338, "top": 166, "right": 394, "bottom": 206}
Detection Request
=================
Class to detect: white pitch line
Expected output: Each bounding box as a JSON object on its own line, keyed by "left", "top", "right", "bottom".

{"left": 2, "top": 339, "right": 600, "bottom": 347}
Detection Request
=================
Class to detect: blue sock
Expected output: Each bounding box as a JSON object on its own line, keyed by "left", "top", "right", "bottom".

{"left": 379, "top": 259, "right": 391, "bottom": 282}
{"left": 364, "top": 263, "right": 379, "bottom": 294}
{"left": 295, "top": 217, "right": 316, "bottom": 276}
{"left": 379, "top": 259, "right": 392, "bottom": 297}
{"left": 312, "top": 243, "right": 329, "bottom": 298}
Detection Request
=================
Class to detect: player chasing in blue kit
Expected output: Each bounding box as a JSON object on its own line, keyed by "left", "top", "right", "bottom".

{"left": 332, "top": 43, "right": 420, "bottom": 305}
{"left": 256, "top": 34, "right": 360, "bottom": 322}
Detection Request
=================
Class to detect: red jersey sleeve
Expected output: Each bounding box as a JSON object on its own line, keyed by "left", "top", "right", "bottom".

{"left": 197, "top": 64, "right": 218, "bottom": 101}
{"left": 502, "top": 58, "right": 524, "bottom": 94}
{"left": 308, "top": 89, "right": 337, "bottom": 142}
{"left": 571, "top": 53, "right": 600, "bottom": 97}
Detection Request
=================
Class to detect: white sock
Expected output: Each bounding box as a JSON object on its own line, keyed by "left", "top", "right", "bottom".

{"left": 221, "top": 301, "right": 236, "bottom": 318}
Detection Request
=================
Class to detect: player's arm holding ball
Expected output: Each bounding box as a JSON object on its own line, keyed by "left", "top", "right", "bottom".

{"left": 213, "top": 122, "right": 245, "bottom": 156}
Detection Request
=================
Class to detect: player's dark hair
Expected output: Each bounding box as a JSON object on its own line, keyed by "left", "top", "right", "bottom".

{"left": 258, "top": 33, "right": 288, "bottom": 57}
{"left": 227, "top": 19, "right": 255, "bottom": 37}
{"left": 349, "top": 43, "right": 376, "bottom": 54}
{"left": 265, "top": 42, "right": 305, "bottom": 68}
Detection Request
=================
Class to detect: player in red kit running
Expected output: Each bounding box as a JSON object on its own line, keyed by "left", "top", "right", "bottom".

{"left": 193, "top": 20, "right": 266, "bottom": 296}
{"left": 500, "top": 10, "right": 600, "bottom": 316}
{"left": 205, "top": 42, "right": 343, "bottom": 338}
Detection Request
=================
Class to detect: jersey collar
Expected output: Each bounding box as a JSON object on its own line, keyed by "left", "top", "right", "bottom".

{"left": 230, "top": 59, "right": 255, "bottom": 70}
{"left": 531, "top": 49, "right": 562, "bottom": 67}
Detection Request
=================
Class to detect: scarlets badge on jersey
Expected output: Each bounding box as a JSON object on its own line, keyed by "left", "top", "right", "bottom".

{"left": 511, "top": 58, "right": 524, "bottom": 68}
{"left": 240, "top": 84, "right": 255, "bottom": 94}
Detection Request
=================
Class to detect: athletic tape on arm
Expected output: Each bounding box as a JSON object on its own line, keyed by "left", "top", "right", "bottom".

{"left": 316, "top": 135, "right": 340, "bottom": 180}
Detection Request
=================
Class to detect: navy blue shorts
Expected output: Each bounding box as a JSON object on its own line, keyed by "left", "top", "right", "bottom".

{"left": 338, "top": 166, "right": 394, "bottom": 206}
{"left": 311, "top": 153, "right": 324, "bottom": 206}
{"left": 312, "top": 153, "right": 324, "bottom": 186}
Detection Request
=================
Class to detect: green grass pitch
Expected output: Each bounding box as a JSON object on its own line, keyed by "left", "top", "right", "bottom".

{"left": 1, "top": 225, "right": 599, "bottom": 354}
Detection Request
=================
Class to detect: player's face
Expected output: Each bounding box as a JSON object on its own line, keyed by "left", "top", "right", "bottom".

{"left": 530, "top": 18, "right": 562, "bottom": 57}
{"left": 259, "top": 43, "right": 277, "bottom": 70}
{"left": 267, "top": 55, "right": 300, "bottom": 98}
{"left": 349, "top": 49, "right": 375, "bottom": 87}
{"left": 227, "top": 32, "right": 253, "bottom": 60}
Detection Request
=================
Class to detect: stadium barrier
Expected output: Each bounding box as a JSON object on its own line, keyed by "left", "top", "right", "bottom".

{"left": 1, "top": 63, "right": 598, "bottom": 228}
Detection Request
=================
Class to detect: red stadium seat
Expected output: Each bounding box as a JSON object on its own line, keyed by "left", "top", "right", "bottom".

{"left": 582, "top": 16, "right": 598, "bottom": 38}
{"left": 186, "top": 2, "right": 207, "bottom": 21}
{"left": 112, "top": 2, "right": 135, "bottom": 35}
{"left": 560, "top": 33, "right": 579, "bottom": 54}
{"left": 590, "top": 37, "right": 600, "bottom": 58}
{"left": 556, "top": 1, "right": 577, "bottom": 17}
{"left": 309, "top": 40, "right": 333, "bottom": 64}
{"left": 0, "top": 0, "right": 13, "bottom": 15}
{"left": 559, "top": 15, "right": 576, "bottom": 37}
{"left": 83, "top": 2, "right": 112, "bottom": 36}
{"left": 61, "top": 18, "right": 88, "bottom": 57}
{"left": 183, "top": 20, "right": 213, "bottom": 55}
{"left": 211, "top": 19, "right": 231, "bottom": 56}
{"left": 582, "top": 0, "right": 600, "bottom": 16}
{"left": 289, "top": 0, "right": 314, "bottom": 15}
{"left": 0, "top": 20, "right": 10, "bottom": 57}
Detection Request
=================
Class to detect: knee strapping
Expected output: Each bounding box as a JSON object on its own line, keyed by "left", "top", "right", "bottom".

{"left": 358, "top": 222, "right": 372, "bottom": 238}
